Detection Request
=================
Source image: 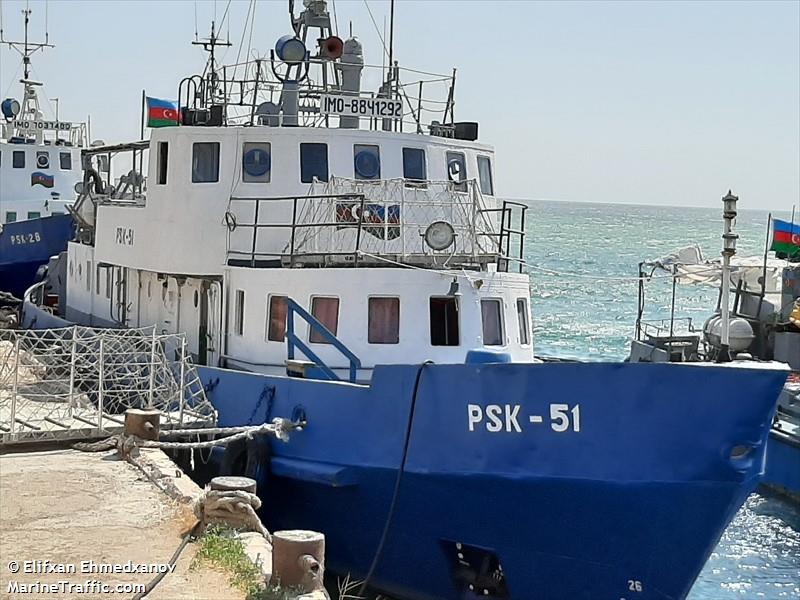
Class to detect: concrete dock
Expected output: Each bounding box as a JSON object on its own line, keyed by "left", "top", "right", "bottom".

{"left": 0, "top": 447, "right": 244, "bottom": 599}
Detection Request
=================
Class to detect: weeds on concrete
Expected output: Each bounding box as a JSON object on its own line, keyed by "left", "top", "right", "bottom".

{"left": 192, "top": 525, "right": 268, "bottom": 598}
{"left": 192, "top": 525, "right": 369, "bottom": 600}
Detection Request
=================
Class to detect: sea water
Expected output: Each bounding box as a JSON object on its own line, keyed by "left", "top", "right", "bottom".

{"left": 525, "top": 200, "right": 800, "bottom": 598}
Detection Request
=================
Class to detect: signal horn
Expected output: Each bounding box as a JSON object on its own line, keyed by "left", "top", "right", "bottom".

{"left": 321, "top": 36, "right": 344, "bottom": 59}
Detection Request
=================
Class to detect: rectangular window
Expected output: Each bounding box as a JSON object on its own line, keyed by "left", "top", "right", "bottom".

{"left": 353, "top": 144, "right": 380, "bottom": 180}
{"left": 5, "top": 211, "right": 16, "bottom": 223}
{"left": 12, "top": 150, "right": 24, "bottom": 168}
{"left": 516, "top": 298, "right": 530, "bottom": 345}
{"left": 266, "top": 295, "right": 288, "bottom": 342}
{"left": 300, "top": 143, "right": 329, "bottom": 183}
{"left": 402, "top": 147, "right": 426, "bottom": 183}
{"left": 368, "top": 297, "right": 400, "bottom": 344}
{"left": 310, "top": 296, "right": 339, "bottom": 343}
{"left": 96, "top": 265, "right": 101, "bottom": 295}
{"left": 446, "top": 151, "right": 467, "bottom": 192}
{"left": 27, "top": 211, "right": 41, "bottom": 220}
{"left": 85, "top": 261, "right": 91, "bottom": 292}
{"left": 192, "top": 142, "right": 220, "bottom": 183}
{"left": 481, "top": 299, "right": 504, "bottom": 346}
{"left": 477, "top": 155, "right": 494, "bottom": 196}
{"left": 157, "top": 142, "right": 168, "bottom": 185}
{"left": 60, "top": 152, "right": 72, "bottom": 170}
{"left": 430, "top": 297, "right": 460, "bottom": 346}
{"left": 242, "top": 142, "right": 271, "bottom": 183}
{"left": 234, "top": 289, "right": 245, "bottom": 336}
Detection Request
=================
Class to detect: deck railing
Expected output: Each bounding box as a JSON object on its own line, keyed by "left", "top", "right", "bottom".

{"left": 226, "top": 178, "right": 527, "bottom": 271}
{"left": 0, "top": 325, "right": 216, "bottom": 446}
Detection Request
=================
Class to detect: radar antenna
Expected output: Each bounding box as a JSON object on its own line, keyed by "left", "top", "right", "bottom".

{"left": 1, "top": 7, "right": 54, "bottom": 80}
{"left": 192, "top": 20, "right": 232, "bottom": 105}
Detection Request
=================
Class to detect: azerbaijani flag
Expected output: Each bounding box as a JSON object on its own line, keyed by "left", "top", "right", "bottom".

{"left": 771, "top": 218, "right": 800, "bottom": 258}
{"left": 31, "top": 171, "right": 55, "bottom": 188}
{"left": 146, "top": 96, "right": 180, "bottom": 128}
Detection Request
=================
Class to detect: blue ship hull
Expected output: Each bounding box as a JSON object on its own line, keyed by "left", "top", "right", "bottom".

{"left": 0, "top": 214, "right": 74, "bottom": 298}
{"left": 198, "top": 361, "right": 788, "bottom": 600}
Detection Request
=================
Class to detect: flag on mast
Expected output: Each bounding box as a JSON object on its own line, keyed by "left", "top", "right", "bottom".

{"left": 146, "top": 97, "right": 180, "bottom": 128}
{"left": 770, "top": 218, "right": 800, "bottom": 259}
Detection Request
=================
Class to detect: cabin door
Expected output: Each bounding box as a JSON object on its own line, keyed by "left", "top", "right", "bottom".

{"left": 198, "top": 280, "right": 221, "bottom": 366}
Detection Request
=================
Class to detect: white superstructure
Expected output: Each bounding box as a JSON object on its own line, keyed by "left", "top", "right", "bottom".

{"left": 60, "top": 2, "right": 534, "bottom": 378}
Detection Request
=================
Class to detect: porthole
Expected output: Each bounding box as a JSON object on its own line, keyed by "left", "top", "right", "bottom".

{"left": 36, "top": 151, "right": 50, "bottom": 169}
{"left": 242, "top": 142, "right": 271, "bottom": 183}
{"left": 354, "top": 150, "right": 379, "bottom": 178}
{"left": 243, "top": 148, "right": 271, "bottom": 177}
{"left": 354, "top": 144, "right": 380, "bottom": 180}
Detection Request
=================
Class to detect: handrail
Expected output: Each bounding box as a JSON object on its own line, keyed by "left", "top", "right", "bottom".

{"left": 229, "top": 193, "right": 365, "bottom": 267}
{"left": 285, "top": 297, "right": 362, "bottom": 383}
{"left": 226, "top": 184, "right": 528, "bottom": 271}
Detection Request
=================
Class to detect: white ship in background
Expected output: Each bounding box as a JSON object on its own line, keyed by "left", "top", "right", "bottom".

{"left": 0, "top": 7, "right": 88, "bottom": 298}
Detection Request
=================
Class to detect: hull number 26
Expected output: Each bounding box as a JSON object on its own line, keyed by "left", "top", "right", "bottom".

{"left": 467, "top": 403, "right": 581, "bottom": 433}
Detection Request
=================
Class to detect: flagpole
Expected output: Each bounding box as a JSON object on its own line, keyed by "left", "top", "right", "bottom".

{"left": 140, "top": 90, "right": 146, "bottom": 140}
{"left": 792, "top": 205, "right": 798, "bottom": 260}
{"left": 757, "top": 212, "right": 772, "bottom": 317}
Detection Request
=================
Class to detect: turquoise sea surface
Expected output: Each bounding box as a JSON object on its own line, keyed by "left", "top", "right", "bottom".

{"left": 525, "top": 200, "right": 799, "bottom": 599}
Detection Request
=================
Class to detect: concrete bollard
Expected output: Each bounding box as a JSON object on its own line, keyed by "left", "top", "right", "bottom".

{"left": 272, "top": 530, "right": 326, "bottom": 594}
{"left": 209, "top": 475, "right": 257, "bottom": 494}
{"left": 124, "top": 408, "right": 161, "bottom": 440}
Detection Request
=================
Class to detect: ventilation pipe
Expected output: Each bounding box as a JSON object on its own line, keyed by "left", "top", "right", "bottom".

{"left": 337, "top": 37, "right": 363, "bottom": 129}
{"left": 280, "top": 81, "right": 300, "bottom": 126}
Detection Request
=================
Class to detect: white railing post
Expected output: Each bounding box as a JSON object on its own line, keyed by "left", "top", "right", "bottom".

{"left": 10, "top": 336, "right": 20, "bottom": 436}
{"left": 178, "top": 336, "right": 186, "bottom": 427}
{"left": 148, "top": 327, "right": 157, "bottom": 408}
{"left": 97, "top": 333, "right": 104, "bottom": 432}
{"left": 68, "top": 325, "right": 78, "bottom": 417}
{"left": 472, "top": 183, "right": 479, "bottom": 259}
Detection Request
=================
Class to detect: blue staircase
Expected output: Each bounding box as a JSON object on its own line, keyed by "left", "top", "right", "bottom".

{"left": 285, "top": 297, "right": 362, "bottom": 383}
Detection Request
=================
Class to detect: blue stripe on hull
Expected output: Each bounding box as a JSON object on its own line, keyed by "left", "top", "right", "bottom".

{"left": 262, "top": 470, "right": 756, "bottom": 600}
{"left": 198, "top": 361, "right": 787, "bottom": 600}
{"left": 0, "top": 260, "right": 45, "bottom": 299}
{"left": 0, "top": 214, "right": 74, "bottom": 298}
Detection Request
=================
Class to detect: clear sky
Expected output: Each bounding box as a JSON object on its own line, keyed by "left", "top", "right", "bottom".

{"left": 1, "top": 0, "right": 798, "bottom": 211}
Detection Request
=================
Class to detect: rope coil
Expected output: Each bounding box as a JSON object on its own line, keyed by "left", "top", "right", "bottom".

{"left": 194, "top": 488, "right": 271, "bottom": 541}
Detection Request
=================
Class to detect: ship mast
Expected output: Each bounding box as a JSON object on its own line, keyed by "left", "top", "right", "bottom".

{"left": 1, "top": 7, "right": 54, "bottom": 82}
{"left": 192, "top": 20, "right": 231, "bottom": 105}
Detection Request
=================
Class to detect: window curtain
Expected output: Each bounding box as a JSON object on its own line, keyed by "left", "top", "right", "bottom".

{"left": 369, "top": 297, "right": 400, "bottom": 343}
{"left": 311, "top": 297, "right": 339, "bottom": 343}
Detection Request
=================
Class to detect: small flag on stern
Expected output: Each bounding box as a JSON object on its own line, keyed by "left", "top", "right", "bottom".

{"left": 146, "top": 96, "right": 180, "bottom": 128}
{"left": 771, "top": 218, "right": 800, "bottom": 259}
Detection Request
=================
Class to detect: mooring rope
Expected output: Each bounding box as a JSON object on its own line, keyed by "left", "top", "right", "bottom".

{"left": 72, "top": 418, "right": 299, "bottom": 454}
{"left": 194, "top": 488, "right": 271, "bottom": 540}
